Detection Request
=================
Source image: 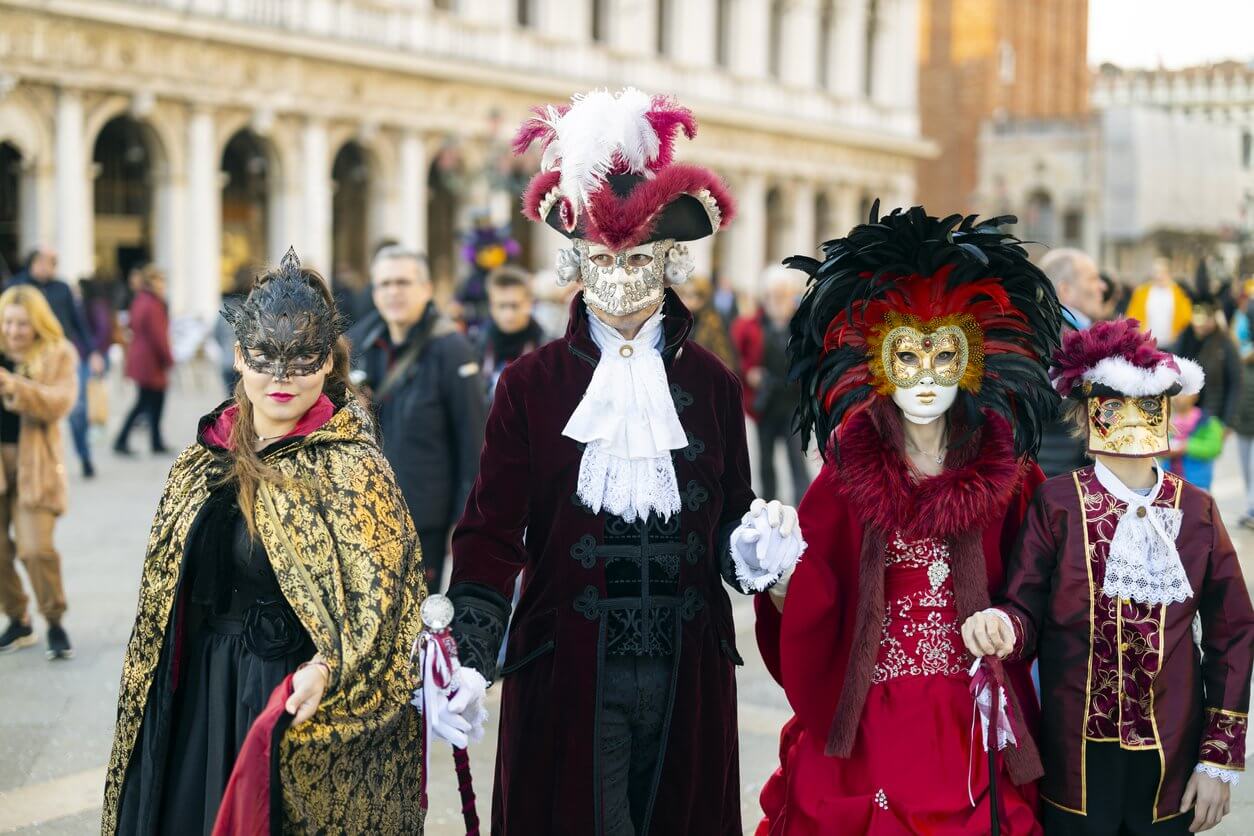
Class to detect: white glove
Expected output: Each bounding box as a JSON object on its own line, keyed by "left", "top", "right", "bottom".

{"left": 729, "top": 498, "right": 806, "bottom": 592}
{"left": 423, "top": 654, "right": 489, "bottom": 749}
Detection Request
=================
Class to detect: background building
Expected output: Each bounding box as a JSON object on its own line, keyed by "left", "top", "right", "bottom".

{"left": 977, "top": 58, "right": 1254, "bottom": 280}
{"left": 916, "top": 0, "right": 1089, "bottom": 214}
{"left": 0, "top": 0, "right": 930, "bottom": 322}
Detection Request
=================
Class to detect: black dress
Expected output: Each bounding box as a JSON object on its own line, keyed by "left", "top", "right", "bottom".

{"left": 115, "top": 483, "right": 313, "bottom": 836}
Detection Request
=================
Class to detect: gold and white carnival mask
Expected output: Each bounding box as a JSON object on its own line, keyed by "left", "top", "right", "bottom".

{"left": 576, "top": 240, "right": 672, "bottom": 317}
{"left": 1086, "top": 393, "right": 1170, "bottom": 457}
{"left": 872, "top": 317, "right": 981, "bottom": 425}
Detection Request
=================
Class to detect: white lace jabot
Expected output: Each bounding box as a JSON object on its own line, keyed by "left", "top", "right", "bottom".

{"left": 561, "top": 308, "right": 686, "bottom": 522}
{"left": 1094, "top": 461, "right": 1192, "bottom": 606}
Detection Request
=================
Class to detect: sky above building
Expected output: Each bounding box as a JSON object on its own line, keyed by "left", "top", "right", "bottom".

{"left": 1089, "top": 0, "right": 1254, "bottom": 69}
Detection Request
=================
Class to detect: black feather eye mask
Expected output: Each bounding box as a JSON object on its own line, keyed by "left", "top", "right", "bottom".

{"left": 221, "top": 248, "right": 342, "bottom": 381}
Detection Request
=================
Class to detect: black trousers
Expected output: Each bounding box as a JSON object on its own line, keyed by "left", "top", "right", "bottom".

{"left": 598, "top": 655, "right": 672, "bottom": 836}
{"left": 418, "top": 527, "right": 449, "bottom": 591}
{"left": 1043, "top": 743, "right": 1191, "bottom": 836}
{"left": 756, "top": 414, "right": 810, "bottom": 505}
{"left": 116, "top": 387, "right": 167, "bottom": 452}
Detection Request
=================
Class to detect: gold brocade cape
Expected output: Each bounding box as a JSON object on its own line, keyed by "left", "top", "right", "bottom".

{"left": 102, "top": 400, "right": 427, "bottom": 834}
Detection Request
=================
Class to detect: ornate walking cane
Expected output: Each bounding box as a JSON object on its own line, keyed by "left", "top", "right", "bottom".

{"left": 416, "top": 594, "right": 481, "bottom": 836}
{"left": 970, "top": 656, "right": 1015, "bottom": 836}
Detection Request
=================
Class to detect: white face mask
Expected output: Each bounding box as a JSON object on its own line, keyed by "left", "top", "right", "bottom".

{"left": 578, "top": 240, "right": 669, "bottom": 317}
{"left": 892, "top": 379, "right": 959, "bottom": 425}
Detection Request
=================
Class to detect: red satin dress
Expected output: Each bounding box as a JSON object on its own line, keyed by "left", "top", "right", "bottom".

{"left": 759, "top": 535, "right": 1041, "bottom": 835}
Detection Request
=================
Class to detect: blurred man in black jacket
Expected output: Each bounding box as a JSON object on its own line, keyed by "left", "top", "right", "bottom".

{"left": 347, "top": 246, "right": 486, "bottom": 588}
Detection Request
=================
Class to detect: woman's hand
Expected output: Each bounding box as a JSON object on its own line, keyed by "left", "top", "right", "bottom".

{"left": 286, "top": 660, "right": 329, "bottom": 725}
{"left": 0, "top": 367, "right": 15, "bottom": 396}
{"left": 960, "top": 611, "right": 1015, "bottom": 658}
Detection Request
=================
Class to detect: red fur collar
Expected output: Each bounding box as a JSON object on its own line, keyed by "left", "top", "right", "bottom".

{"left": 833, "top": 410, "right": 1023, "bottom": 540}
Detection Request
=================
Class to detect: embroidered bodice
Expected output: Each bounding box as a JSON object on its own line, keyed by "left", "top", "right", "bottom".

{"left": 872, "top": 534, "right": 971, "bottom": 685}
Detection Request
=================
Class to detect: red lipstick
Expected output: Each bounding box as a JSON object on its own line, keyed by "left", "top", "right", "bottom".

{"left": 267, "top": 392, "right": 296, "bottom": 403}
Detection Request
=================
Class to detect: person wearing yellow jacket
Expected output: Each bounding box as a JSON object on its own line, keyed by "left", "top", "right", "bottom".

{"left": 1126, "top": 257, "right": 1193, "bottom": 347}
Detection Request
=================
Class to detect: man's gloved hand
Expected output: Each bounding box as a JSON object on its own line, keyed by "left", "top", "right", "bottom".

{"left": 425, "top": 661, "right": 489, "bottom": 749}
{"left": 729, "top": 498, "right": 806, "bottom": 593}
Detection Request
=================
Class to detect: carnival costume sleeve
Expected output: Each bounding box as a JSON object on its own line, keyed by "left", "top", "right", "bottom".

{"left": 447, "top": 365, "right": 530, "bottom": 682}
{"left": 1195, "top": 494, "right": 1254, "bottom": 775}
{"left": 994, "top": 493, "right": 1061, "bottom": 660}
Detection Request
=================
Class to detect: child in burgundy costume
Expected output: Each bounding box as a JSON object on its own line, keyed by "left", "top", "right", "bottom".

{"left": 755, "top": 206, "right": 1065, "bottom": 834}
{"left": 966, "top": 319, "right": 1254, "bottom": 835}
{"left": 439, "top": 89, "right": 806, "bottom": 836}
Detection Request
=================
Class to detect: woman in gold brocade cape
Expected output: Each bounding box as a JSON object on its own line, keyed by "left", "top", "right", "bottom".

{"left": 102, "top": 253, "right": 427, "bottom": 835}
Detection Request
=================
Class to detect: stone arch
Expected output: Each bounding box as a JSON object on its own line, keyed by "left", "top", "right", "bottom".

{"left": 90, "top": 111, "right": 171, "bottom": 280}
{"left": 0, "top": 90, "right": 55, "bottom": 267}
{"left": 220, "top": 127, "right": 283, "bottom": 290}
{"left": 1022, "top": 188, "right": 1057, "bottom": 247}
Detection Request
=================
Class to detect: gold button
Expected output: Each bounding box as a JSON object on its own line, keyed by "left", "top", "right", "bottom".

{"left": 619, "top": 345, "right": 634, "bottom": 358}
{"left": 1136, "top": 507, "right": 1147, "bottom": 518}
{"left": 1120, "top": 642, "right": 1130, "bottom": 652}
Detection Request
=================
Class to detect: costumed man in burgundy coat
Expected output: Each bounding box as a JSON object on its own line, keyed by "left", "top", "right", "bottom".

{"left": 755, "top": 206, "right": 1066, "bottom": 834}
{"left": 436, "top": 89, "right": 806, "bottom": 836}
{"left": 964, "top": 319, "right": 1254, "bottom": 835}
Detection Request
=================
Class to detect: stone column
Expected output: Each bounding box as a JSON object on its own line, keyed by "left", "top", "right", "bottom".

{"left": 869, "top": 0, "right": 897, "bottom": 106}
{"left": 184, "top": 106, "right": 220, "bottom": 321}
{"left": 19, "top": 159, "right": 55, "bottom": 255}
{"left": 685, "top": 235, "right": 715, "bottom": 280}
{"left": 832, "top": 0, "right": 867, "bottom": 100}
{"left": 725, "top": 171, "right": 767, "bottom": 292}
{"left": 54, "top": 88, "right": 90, "bottom": 281}
{"left": 397, "top": 131, "right": 428, "bottom": 252}
{"left": 780, "top": 0, "right": 821, "bottom": 89}
{"left": 538, "top": 0, "right": 590, "bottom": 41}
{"left": 675, "top": 0, "right": 718, "bottom": 67}
{"left": 532, "top": 225, "right": 568, "bottom": 275}
{"left": 735, "top": 0, "right": 771, "bottom": 79}
{"left": 607, "top": 0, "right": 657, "bottom": 55}
{"left": 894, "top": 0, "right": 919, "bottom": 111}
{"left": 459, "top": 0, "right": 511, "bottom": 26}
{"left": 786, "top": 180, "right": 818, "bottom": 260}
{"left": 835, "top": 180, "right": 863, "bottom": 232}
{"left": 300, "top": 119, "right": 332, "bottom": 275}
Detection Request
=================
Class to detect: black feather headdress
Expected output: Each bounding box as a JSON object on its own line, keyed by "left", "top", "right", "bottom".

{"left": 787, "top": 203, "right": 1063, "bottom": 461}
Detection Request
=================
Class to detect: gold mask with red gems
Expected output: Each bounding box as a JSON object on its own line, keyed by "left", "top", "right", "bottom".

{"left": 867, "top": 312, "right": 985, "bottom": 394}
{"left": 1085, "top": 390, "right": 1170, "bottom": 457}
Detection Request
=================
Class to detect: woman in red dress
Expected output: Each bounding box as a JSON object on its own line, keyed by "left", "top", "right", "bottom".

{"left": 754, "top": 205, "right": 1065, "bottom": 835}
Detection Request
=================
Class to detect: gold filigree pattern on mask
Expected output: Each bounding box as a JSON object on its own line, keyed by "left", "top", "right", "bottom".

{"left": 866, "top": 312, "right": 985, "bottom": 395}
{"left": 1086, "top": 394, "right": 1170, "bottom": 457}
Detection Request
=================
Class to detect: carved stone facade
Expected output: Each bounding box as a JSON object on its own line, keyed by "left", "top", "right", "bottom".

{"left": 0, "top": 0, "right": 928, "bottom": 319}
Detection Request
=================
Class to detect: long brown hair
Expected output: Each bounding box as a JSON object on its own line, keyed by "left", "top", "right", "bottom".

{"left": 220, "top": 267, "right": 354, "bottom": 536}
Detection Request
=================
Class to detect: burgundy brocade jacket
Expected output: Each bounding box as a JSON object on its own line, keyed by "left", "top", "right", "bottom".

{"left": 998, "top": 467, "right": 1254, "bottom": 822}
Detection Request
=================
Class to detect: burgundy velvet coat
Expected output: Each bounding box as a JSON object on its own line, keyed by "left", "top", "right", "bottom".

{"left": 754, "top": 409, "right": 1047, "bottom": 830}
{"left": 450, "top": 291, "right": 756, "bottom": 835}
{"left": 998, "top": 468, "right": 1254, "bottom": 822}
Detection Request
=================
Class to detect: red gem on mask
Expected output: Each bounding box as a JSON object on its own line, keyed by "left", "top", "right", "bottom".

{"left": 923, "top": 338, "right": 933, "bottom": 349}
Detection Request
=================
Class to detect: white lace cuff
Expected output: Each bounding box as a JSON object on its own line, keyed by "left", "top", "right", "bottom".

{"left": 1195, "top": 763, "right": 1242, "bottom": 785}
